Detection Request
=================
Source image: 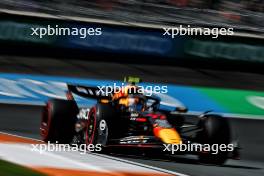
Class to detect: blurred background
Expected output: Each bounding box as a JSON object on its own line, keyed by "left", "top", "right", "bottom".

{"left": 0, "top": 0, "right": 263, "bottom": 69}
{"left": 0, "top": 1, "right": 264, "bottom": 176}
{"left": 0, "top": 0, "right": 264, "bottom": 33}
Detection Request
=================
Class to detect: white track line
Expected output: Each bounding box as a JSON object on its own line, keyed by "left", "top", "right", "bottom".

{"left": 0, "top": 143, "right": 110, "bottom": 172}
{"left": 92, "top": 153, "right": 189, "bottom": 176}
{"left": 0, "top": 131, "right": 189, "bottom": 176}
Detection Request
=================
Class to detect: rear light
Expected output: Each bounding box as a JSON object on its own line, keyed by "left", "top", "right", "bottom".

{"left": 136, "top": 118, "right": 147, "bottom": 122}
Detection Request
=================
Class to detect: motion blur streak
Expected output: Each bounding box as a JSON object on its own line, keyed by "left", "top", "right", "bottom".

{"left": 0, "top": 57, "right": 264, "bottom": 175}
{"left": 0, "top": 0, "right": 263, "bottom": 33}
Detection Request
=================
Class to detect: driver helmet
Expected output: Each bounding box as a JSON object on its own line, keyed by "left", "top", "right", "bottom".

{"left": 127, "top": 96, "right": 145, "bottom": 112}
{"left": 113, "top": 85, "right": 145, "bottom": 112}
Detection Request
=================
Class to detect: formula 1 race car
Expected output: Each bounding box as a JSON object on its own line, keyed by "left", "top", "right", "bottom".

{"left": 40, "top": 77, "right": 239, "bottom": 165}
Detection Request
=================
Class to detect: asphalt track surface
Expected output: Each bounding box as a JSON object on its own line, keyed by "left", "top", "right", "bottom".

{"left": 0, "top": 55, "right": 264, "bottom": 176}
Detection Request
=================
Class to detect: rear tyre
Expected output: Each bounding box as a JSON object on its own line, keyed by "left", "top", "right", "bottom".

{"left": 85, "top": 103, "right": 115, "bottom": 153}
{"left": 40, "top": 99, "right": 78, "bottom": 143}
{"left": 197, "top": 115, "right": 231, "bottom": 165}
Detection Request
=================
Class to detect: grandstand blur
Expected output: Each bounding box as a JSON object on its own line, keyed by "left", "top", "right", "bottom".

{"left": 0, "top": 0, "right": 263, "bottom": 33}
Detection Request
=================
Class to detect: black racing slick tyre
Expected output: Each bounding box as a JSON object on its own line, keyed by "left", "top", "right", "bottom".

{"left": 85, "top": 103, "right": 115, "bottom": 153}
{"left": 197, "top": 115, "right": 231, "bottom": 165}
{"left": 40, "top": 99, "right": 79, "bottom": 144}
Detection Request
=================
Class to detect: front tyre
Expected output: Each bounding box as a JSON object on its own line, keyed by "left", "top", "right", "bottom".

{"left": 197, "top": 115, "right": 231, "bottom": 165}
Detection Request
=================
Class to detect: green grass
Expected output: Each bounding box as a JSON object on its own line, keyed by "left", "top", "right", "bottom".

{"left": 0, "top": 159, "right": 46, "bottom": 176}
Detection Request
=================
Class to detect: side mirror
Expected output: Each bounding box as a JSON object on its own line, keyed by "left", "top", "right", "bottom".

{"left": 175, "top": 107, "right": 188, "bottom": 113}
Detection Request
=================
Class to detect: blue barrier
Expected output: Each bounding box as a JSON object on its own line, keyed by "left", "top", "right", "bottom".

{"left": 0, "top": 19, "right": 185, "bottom": 58}
{"left": 61, "top": 24, "right": 184, "bottom": 58}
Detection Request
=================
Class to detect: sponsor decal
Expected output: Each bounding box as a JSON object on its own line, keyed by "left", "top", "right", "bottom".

{"left": 99, "top": 120, "right": 107, "bottom": 131}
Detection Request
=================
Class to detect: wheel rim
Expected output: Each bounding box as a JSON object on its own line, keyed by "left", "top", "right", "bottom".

{"left": 86, "top": 109, "right": 96, "bottom": 145}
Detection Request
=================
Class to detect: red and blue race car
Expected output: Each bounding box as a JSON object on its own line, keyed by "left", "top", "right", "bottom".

{"left": 40, "top": 77, "right": 240, "bottom": 165}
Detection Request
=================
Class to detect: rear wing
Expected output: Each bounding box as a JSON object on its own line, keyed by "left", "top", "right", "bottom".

{"left": 67, "top": 84, "right": 112, "bottom": 100}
